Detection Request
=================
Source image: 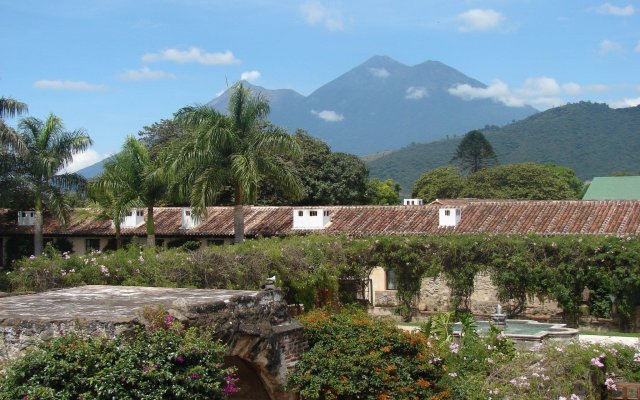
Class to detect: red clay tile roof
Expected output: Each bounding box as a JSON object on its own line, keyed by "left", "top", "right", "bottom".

{"left": 1, "top": 200, "right": 640, "bottom": 237}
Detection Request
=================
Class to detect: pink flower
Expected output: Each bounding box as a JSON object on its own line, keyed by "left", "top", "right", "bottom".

{"left": 176, "top": 354, "right": 185, "bottom": 364}
{"left": 191, "top": 373, "right": 199, "bottom": 380}
{"left": 605, "top": 378, "right": 617, "bottom": 391}
{"left": 634, "top": 352, "right": 640, "bottom": 362}
{"left": 591, "top": 357, "right": 604, "bottom": 368}
{"left": 449, "top": 343, "right": 459, "bottom": 354}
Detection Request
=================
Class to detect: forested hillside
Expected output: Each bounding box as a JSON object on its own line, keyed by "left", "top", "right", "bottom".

{"left": 367, "top": 102, "right": 640, "bottom": 194}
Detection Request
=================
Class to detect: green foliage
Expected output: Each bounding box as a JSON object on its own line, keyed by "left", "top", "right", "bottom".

{"left": 0, "top": 309, "right": 233, "bottom": 399}
{"left": 366, "top": 177, "right": 401, "bottom": 205}
{"left": 288, "top": 307, "right": 449, "bottom": 400}
{"left": 463, "top": 163, "right": 583, "bottom": 200}
{"left": 257, "top": 130, "right": 373, "bottom": 206}
{"left": 411, "top": 163, "right": 583, "bottom": 202}
{"left": 411, "top": 166, "right": 465, "bottom": 202}
{"left": 480, "top": 342, "right": 640, "bottom": 400}
{"left": 451, "top": 130, "right": 497, "bottom": 173}
{"left": 5, "top": 234, "right": 640, "bottom": 330}
{"left": 368, "top": 102, "right": 640, "bottom": 193}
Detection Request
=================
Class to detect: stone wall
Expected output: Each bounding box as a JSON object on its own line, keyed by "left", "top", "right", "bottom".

{"left": 0, "top": 286, "right": 306, "bottom": 400}
{"left": 370, "top": 268, "right": 562, "bottom": 319}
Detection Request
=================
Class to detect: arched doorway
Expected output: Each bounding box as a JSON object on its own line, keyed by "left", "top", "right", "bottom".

{"left": 223, "top": 356, "right": 271, "bottom": 400}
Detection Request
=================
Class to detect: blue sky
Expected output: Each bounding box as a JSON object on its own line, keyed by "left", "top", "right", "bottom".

{"left": 2, "top": 0, "right": 639, "bottom": 171}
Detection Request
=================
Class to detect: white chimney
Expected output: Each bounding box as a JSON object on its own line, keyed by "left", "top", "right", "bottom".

{"left": 403, "top": 198, "right": 423, "bottom": 206}
{"left": 439, "top": 207, "right": 461, "bottom": 227}
{"left": 17, "top": 211, "right": 36, "bottom": 226}
{"left": 118, "top": 209, "right": 145, "bottom": 228}
{"left": 292, "top": 208, "right": 332, "bottom": 230}
{"left": 181, "top": 208, "right": 201, "bottom": 229}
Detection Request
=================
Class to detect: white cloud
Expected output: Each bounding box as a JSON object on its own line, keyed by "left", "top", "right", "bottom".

{"left": 311, "top": 109, "right": 344, "bottom": 122}
{"left": 405, "top": 86, "right": 428, "bottom": 100}
{"left": 447, "top": 76, "right": 616, "bottom": 109}
{"left": 562, "top": 82, "right": 583, "bottom": 96}
{"left": 595, "top": 3, "right": 635, "bottom": 16}
{"left": 61, "top": 150, "right": 111, "bottom": 174}
{"left": 33, "top": 80, "right": 107, "bottom": 91}
{"left": 369, "top": 67, "right": 390, "bottom": 78}
{"left": 240, "top": 70, "right": 261, "bottom": 82}
{"left": 142, "top": 48, "right": 240, "bottom": 65}
{"left": 118, "top": 66, "right": 175, "bottom": 81}
{"left": 609, "top": 97, "right": 640, "bottom": 108}
{"left": 457, "top": 9, "right": 504, "bottom": 32}
{"left": 635, "top": 41, "right": 640, "bottom": 52}
{"left": 600, "top": 39, "right": 624, "bottom": 56}
{"left": 299, "top": 1, "right": 345, "bottom": 32}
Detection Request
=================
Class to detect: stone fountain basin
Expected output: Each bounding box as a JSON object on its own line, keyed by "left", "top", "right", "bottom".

{"left": 453, "top": 319, "right": 579, "bottom": 348}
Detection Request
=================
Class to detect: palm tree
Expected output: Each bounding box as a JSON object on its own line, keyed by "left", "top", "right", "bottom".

{"left": 15, "top": 114, "right": 92, "bottom": 255}
{"left": 172, "top": 82, "right": 303, "bottom": 243}
{"left": 0, "top": 97, "right": 28, "bottom": 155}
{"left": 93, "top": 136, "right": 166, "bottom": 247}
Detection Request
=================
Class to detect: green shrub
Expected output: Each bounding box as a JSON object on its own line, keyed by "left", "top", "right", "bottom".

{"left": 0, "top": 309, "right": 235, "bottom": 400}
{"left": 288, "top": 307, "right": 450, "bottom": 400}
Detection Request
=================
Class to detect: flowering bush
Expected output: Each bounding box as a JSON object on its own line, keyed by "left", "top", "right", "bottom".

{"left": 476, "top": 341, "right": 640, "bottom": 400}
{"left": 0, "top": 308, "right": 235, "bottom": 399}
{"left": 288, "top": 307, "right": 450, "bottom": 400}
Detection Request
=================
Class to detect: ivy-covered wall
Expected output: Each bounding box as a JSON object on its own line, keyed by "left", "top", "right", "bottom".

{"left": 4, "top": 234, "right": 640, "bottom": 330}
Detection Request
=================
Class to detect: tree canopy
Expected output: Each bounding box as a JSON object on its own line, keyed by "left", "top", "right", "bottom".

{"left": 412, "top": 163, "right": 583, "bottom": 202}
{"left": 451, "top": 130, "right": 498, "bottom": 173}
{"left": 412, "top": 166, "right": 466, "bottom": 203}
{"left": 172, "top": 82, "right": 303, "bottom": 243}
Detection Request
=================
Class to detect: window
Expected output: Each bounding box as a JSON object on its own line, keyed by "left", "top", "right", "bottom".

{"left": 136, "top": 210, "right": 143, "bottom": 217}
{"left": 155, "top": 238, "right": 165, "bottom": 247}
{"left": 185, "top": 210, "right": 191, "bottom": 216}
{"left": 444, "top": 210, "right": 450, "bottom": 216}
{"left": 85, "top": 238, "right": 100, "bottom": 254}
{"left": 323, "top": 210, "right": 330, "bottom": 217}
{"left": 298, "top": 211, "right": 303, "bottom": 217}
{"left": 310, "top": 210, "right": 318, "bottom": 216}
{"left": 208, "top": 239, "right": 225, "bottom": 246}
{"left": 126, "top": 211, "right": 133, "bottom": 216}
{"left": 456, "top": 209, "right": 461, "bottom": 216}
{"left": 386, "top": 269, "right": 397, "bottom": 290}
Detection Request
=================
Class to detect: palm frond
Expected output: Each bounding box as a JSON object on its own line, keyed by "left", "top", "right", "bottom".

{"left": 0, "top": 97, "right": 28, "bottom": 119}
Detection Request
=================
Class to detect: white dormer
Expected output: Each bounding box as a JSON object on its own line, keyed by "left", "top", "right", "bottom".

{"left": 403, "top": 198, "right": 423, "bottom": 206}
{"left": 181, "top": 208, "right": 201, "bottom": 229}
{"left": 118, "top": 209, "right": 145, "bottom": 228}
{"left": 18, "top": 211, "right": 36, "bottom": 226}
{"left": 292, "top": 208, "right": 332, "bottom": 230}
{"left": 439, "top": 207, "right": 461, "bottom": 227}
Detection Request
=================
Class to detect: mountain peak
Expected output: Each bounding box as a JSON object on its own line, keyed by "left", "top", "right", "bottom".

{"left": 362, "top": 55, "right": 405, "bottom": 67}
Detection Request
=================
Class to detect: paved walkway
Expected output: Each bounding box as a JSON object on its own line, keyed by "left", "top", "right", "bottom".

{"left": 398, "top": 325, "right": 640, "bottom": 347}
{"left": 578, "top": 335, "right": 640, "bottom": 347}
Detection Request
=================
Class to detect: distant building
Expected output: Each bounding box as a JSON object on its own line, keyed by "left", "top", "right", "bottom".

{"left": 583, "top": 176, "right": 640, "bottom": 200}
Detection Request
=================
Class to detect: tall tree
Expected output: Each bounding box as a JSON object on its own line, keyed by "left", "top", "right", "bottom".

{"left": 451, "top": 130, "right": 497, "bottom": 173}
{"left": 172, "top": 82, "right": 303, "bottom": 243}
{"left": 93, "top": 136, "right": 166, "bottom": 247}
{"left": 14, "top": 114, "right": 92, "bottom": 255}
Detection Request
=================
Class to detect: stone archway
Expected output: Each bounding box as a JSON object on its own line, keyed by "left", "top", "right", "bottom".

{"left": 224, "top": 356, "right": 270, "bottom": 400}
{"left": 0, "top": 286, "right": 307, "bottom": 400}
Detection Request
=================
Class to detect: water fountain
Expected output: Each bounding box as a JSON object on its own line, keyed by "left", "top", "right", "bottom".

{"left": 453, "top": 304, "right": 579, "bottom": 349}
{"left": 491, "top": 304, "right": 507, "bottom": 330}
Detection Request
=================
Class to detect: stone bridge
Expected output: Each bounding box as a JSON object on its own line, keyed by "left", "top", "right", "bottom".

{"left": 0, "top": 286, "right": 307, "bottom": 400}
